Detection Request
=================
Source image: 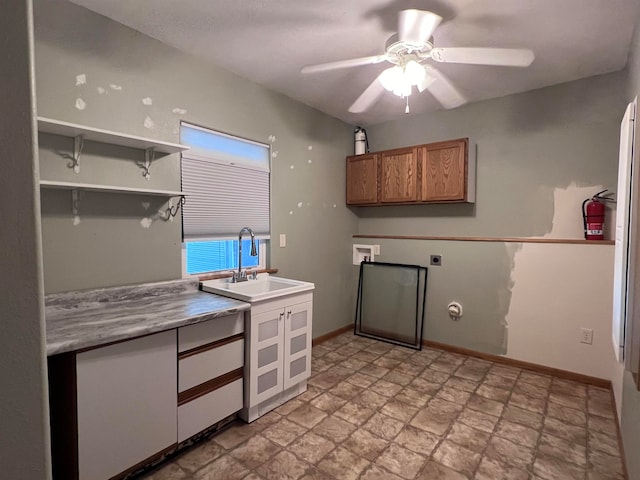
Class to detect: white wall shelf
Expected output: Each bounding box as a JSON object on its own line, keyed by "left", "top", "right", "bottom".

{"left": 40, "top": 180, "right": 184, "bottom": 197}
{"left": 37, "top": 116, "right": 189, "bottom": 154}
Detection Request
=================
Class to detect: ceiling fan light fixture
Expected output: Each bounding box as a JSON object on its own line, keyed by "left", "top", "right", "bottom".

{"left": 404, "top": 60, "right": 426, "bottom": 85}
{"left": 379, "top": 66, "right": 403, "bottom": 91}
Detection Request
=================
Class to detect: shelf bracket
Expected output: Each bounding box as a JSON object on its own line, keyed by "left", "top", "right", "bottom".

{"left": 162, "top": 195, "right": 186, "bottom": 222}
{"left": 138, "top": 148, "right": 156, "bottom": 181}
{"left": 68, "top": 135, "right": 84, "bottom": 174}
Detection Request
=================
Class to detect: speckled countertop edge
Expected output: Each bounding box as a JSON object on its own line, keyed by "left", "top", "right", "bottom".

{"left": 46, "top": 279, "right": 250, "bottom": 356}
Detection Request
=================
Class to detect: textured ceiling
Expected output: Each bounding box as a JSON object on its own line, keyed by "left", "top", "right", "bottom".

{"left": 69, "top": 0, "right": 640, "bottom": 126}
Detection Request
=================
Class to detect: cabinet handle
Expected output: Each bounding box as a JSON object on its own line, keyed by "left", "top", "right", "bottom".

{"left": 279, "top": 312, "right": 284, "bottom": 321}
{"left": 287, "top": 310, "right": 292, "bottom": 316}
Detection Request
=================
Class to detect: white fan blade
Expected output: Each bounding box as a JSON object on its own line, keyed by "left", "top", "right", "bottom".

{"left": 423, "top": 65, "right": 466, "bottom": 109}
{"left": 301, "top": 55, "right": 387, "bottom": 74}
{"left": 431, "top": 47, "right": 534, "bottom": 67}
{"left": 417, "top": 72, "right": 436, "bottom": 93}
{"left": 348, "top": 71, "right": 387, "bottom": 113}
{"left": 398, "top": 9, "right": 442, "bottom": 46}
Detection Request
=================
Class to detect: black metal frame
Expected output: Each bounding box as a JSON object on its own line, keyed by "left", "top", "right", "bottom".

{"left": 353, "top": 261, "right": 428, "bottom": 350}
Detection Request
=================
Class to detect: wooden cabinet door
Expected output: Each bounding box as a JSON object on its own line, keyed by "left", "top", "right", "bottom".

{"left": 76, "top": 331, "right": 177, "bottom": 480}
{"left": 422, "top": 139, "right": 467, "bottom": 202}
{"left": 346, "top": 154, "right": 378, "bottom": 204}
{"left": 283, "top": 301, "right": 312, "bottom": 390}
{"left": 380, "top": 147, "right": 419, "bottom": 203}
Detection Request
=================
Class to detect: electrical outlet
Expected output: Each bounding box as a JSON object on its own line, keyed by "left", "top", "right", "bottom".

{"left": 279, "top": 234, "right": 286, "bottom": 248}
{"left": 580, "top": 328, "right": 594, "bottom": 345}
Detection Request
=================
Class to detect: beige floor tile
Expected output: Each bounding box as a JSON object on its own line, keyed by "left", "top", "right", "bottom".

{"left": 175, "top": 439, "right": 225, "bottom": 473}
{"left": 287, "top": 404, "right": 328, "bottom": 429}
{"left": 345, "top": 371, "right": 377, "bottom": 388}
{"left": 588, "top": 414, "right": 618, "bottom": 436}
{"left": 456, "top": 408, "right": 499, "bottom": 434}
{"left": 317, "top": 446, "right": 369, "bottom": 480}
{"left": 446, "top": 422, "right": 491, "bottom": 453}
{"left": 394, "top": 424, "right": 440, "bottom": 456}
{"left": 363, "top": 412, "right": 406, "bottom": 440}
{"left": 410, "top": 377, "right": 442, "bottom": 395}
{"left": 546, "top": 401, "right": 587, "bottom": 427}
{"left": 475, "top": 456, "right": 529, "bottom": 480}
{"left": 417, "top": 460, "right": 469, "bottom": 479}
{"left": 229, "top": 435, "right": 281, "bottom": 469}
{"left": 380, "top": 398, "right": 419, "bottom": 422}
{"left": 519, "top": 371, "right": 552, "bottom": 389}
{"left": 502, "top": 404, "right": 544, "bottom": 429}
{"left": 420, "top": 367, "right": 451, "bottom": 384}
{"left": 309, "top": 392, "right": 347, "bottom": 413}
{"left": 453, "top": 364, "right": 489, "bottom": 382}
{"left": 483, "top": 373, "right": 516, "bottom": 390}
{"left": 395, "top": 387, "right": 430, "bottom": 408}
{"left": 411, "top": 408, "right": 457, "bottom": 436}
{"left": 543, "top": 416, "right": 588, "bottom": 446}
{"left": 538, "top": 432, "right": 587, "bottom": 467}
{"left": 435, "top": 386, "right": 472, "bottom": 405}
{"left": 255, "top": 450, "right": 310, "bottom": 480}
{"left": 494, "top": 419, "right": 539, "bottom": 448}
{"left": 548, "top": 391, "right": 587, "bottom": 411}
{"left": 588, "top": 449, "right": 625, "bottom": 476}
{"left": 382, "top": 370, "right": 415, "bottom": 386}
{"left": 444, "top": 376, "right": 479, "bottom": 393}
{"left": 352, "top": 350, "right": 382, "bottom": 363}
{"left": 359, "top": 363, "right": 390, "bottom": 379}
{"left": 475, "top": 384, "right": 510, "bottom": 403}
{"left": 213, "top": 424, "right": 259, "bottom": 450}
{"left": 312, "top": 415, "right": 357, "bottom": 443}
{"left": 329, "top": 380, "right": 364, "bottom": 400}
{"left": 342, "top": 428, "right": 390, "bottom": 461}
{"left": 369, "top": 379, "right": 404, "bottom": 397}
{"left": 488, "top": 365, "right": 520, "bottom": 380}
{"left": 588, "top": 430, "right": 622, "bottom": 457}
{"left": 194, "top": 455, "right": 250, "bottom": 480}
{"left": 484, "top": 436, "right": 534, "bottom": 469}
{"left": 262, "top": 418, "right": 307, "bottom": 447}
{"left": 533, "top": 451, "right": 585, "bottom": 480}
{"left": 432, "top": 440, "right": 481, "bottom": 478}
{"left": 467, "top": 393, "right": 504, "bottom": 417}
{"left": 333, "top": 401, "right": 376, "bottom": 426}
{"left": 513, "top": 380, "right": 548, "bottom": 399}
{"left": 143, "top": 462, "right": 189, "bottom": 480}
{"left": 376, "top": 443, "right": 428, "bottom": 479}
{"left": 508, "top": 391, "right": 547, "bottom": 414}
{"left": 360, "top": 464, "right": 405, "bottom": 480}
{"left": 287, "top": 431, "right": 335, "bottom": 464}
{"left": 350, "top": 389, "right": 388, "bottom": 409}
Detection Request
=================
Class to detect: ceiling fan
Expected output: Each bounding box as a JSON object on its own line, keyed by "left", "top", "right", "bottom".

{"left": 300, "top": 9, "right": 535, "bottom": 114}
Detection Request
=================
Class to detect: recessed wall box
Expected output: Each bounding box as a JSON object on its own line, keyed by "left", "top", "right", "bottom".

{"left": 353, "top": 244, "right": 375, "bottom": 265}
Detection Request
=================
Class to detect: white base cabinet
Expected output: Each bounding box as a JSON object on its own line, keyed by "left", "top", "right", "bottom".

{"left": 242, "top": 292, "right": 313, "bottom": 422}
{"left": 76, "top": 330, "right": 177, "bottom": 480}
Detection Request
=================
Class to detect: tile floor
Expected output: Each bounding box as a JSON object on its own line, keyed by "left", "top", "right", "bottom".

{"left": 140, "top": 332, "right": 625, "bottom": 480}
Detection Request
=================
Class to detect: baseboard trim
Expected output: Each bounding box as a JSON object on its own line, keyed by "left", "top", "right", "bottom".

{"left": 312, "top": 325, "right": 353, "bottom": 346}
{"left": 423, "top": 339, "right": 611, "bottom": 389}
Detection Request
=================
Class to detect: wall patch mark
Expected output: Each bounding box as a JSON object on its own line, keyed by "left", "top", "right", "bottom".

{"left": 140, "top": 218, "right": 153, "bottom": 228}
{"left": 75, "top": 74, "right": 86, "bottom": 86}
{"left": 308, "top": 159, "right": 312, "bottom": 164}
{"left": 290, "top": 165, "right": 294, "bottom": 170}
{"left": 268, "top": 134, "right": 276, "bottom": 143}
{"left": 142, "top": 97, "right": 153, "bottom": 106}
{"left": 144, "top": 116, "right": 155, "bottom": 129}
{"left": 289, "top": 211, "right": 294, "bottom": 215}
{"left": 308, "top": 146, "right": 313, "bottom": 150}
{"left": 272, "top": 150, "right": 279, "bottom": 158}
{"left": 172, "top": 107, "right": 187, "bottom": 115}
{"left": 75, "top": 98, "right": 86, "bottom": 110}
{"left": 97, "top": 87, "right": 106, "bottom": 95}
{"left": 297, "top": 202, "right": 303, "bottom": 208}
{"left": 109, "top": 84, "right": 123, "bottom": 91}
{"left": 141, "top": 201, "right": 151, "bottom": 211}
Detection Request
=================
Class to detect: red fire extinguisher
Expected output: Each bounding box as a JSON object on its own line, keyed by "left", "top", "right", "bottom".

{"left": 582, "top": 190, "right": 613, "bottom": 240}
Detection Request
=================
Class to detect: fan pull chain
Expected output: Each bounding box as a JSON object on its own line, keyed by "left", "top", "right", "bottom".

{"left": 405, "top": 96, "right": 410, "bottom": 114}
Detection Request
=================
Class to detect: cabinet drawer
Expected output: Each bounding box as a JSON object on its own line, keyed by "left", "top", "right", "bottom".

{"left": 179, "top": 338, "right": 244, "bottom": 392}
{"left": 178, "top": 312, "right": 243, "bottom": 353}
{"left": 177, "top": 378, "right": 243, "bottom": 443}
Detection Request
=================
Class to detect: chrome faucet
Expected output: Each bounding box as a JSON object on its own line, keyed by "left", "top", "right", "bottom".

{"left": 232, "top": 227, "right": 258, "bottom": 283}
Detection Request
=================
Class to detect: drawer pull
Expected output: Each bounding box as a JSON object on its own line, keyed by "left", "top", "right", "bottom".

{"left": 178, "top": 333, "right": 244, "bottom": 360}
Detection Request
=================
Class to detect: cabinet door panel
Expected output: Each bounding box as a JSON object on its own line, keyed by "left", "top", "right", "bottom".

{"left": 346, "top": 154, "right": 378, "bottom": 204}
{"left": 381, "top": 148, "right": 418, "bottom": 203}
{"left": 76, "top": 331, "right": 177, "bottom": 480}
{"left": 250, "top": 308, "right": 284, "bottom": 405}
{"left": 283, "top": 301, "right": 313, "bottom": 390}
{"left": 422, "top": 139, "right": 467, "bottom": 201}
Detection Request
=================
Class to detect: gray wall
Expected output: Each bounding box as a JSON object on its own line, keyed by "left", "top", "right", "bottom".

{"left": 33, "top": 0, "right": 358, "bottom": 337}
{"left": 621, "top": 12, "right": 640, "bottom": 479}
{"left": 0, "top": 0, "right": 51, "bottom": 478}
{"left": 355, "top": 72, "right": 627, "bottom": 353}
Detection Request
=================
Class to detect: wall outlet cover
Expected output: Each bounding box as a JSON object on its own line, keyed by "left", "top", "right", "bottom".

{"left": 580, "top": 328, "right": 594, "bottom": 345}
{"left": 430, "top": 255, "right": 442, "bottom": 266}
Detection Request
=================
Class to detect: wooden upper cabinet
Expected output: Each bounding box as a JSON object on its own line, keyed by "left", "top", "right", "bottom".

{"left": 345, "top": 137, "right": 474, "bottom": 206}
{"left": 346, "top": 154, "right": 378, "bottom": 205}
{"left": 380, "top": 147, "right": 419, "bottom": 203}
{"left": 422, "top": 138, "right": 468, "bottom": 202}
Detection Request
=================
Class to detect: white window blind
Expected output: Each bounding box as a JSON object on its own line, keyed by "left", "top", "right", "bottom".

{"left": 181, "top": 123, "right": 270, "bottom": 239}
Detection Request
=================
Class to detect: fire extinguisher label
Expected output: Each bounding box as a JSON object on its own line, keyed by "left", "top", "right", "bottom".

{"left": 587, "top": 226, "right": 603, "bottom": 235}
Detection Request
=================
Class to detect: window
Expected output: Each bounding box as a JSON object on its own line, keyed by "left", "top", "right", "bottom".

{"left": 180, "top": 123, "right": 270, "bottom": 275}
